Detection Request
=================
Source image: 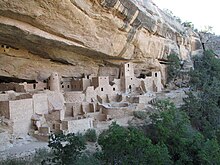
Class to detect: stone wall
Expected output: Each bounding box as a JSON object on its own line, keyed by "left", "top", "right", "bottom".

{"left": 62, "top": 118, "right": 93, "bottom": 133}
{"left": 33, "top": 93, "right": 48, "bottom": 114}
{"left": 8, "top": 99, "right": 33, "bottom": 135}
{"left": 102, "top": 107, "right": 133, "bottom": 118}
{"left": 47, "top": 91, "right": 65, "bottom": 111}
{"left": 64, "top": 92, "right": 85, "bottom": 103}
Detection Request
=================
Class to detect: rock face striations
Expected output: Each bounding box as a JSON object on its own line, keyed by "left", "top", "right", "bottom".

{"left": 0, "top": 0, "right": 203, "bottom": 82}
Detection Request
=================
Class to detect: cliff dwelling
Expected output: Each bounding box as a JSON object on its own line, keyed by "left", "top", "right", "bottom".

{"left": 0, "top": 62, "right": 163, "bottom": 138}
{"left": 0, "top": 0, "right": 214, "bottom": 163}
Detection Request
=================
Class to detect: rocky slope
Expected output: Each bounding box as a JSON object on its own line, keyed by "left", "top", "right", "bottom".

{"left": 200, "top": 32, "right": 220, "bottom": 55}
{"left": 0, "top": 0, "right": 203, "bottom": 82}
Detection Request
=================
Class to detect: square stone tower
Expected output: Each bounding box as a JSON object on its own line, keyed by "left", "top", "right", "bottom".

{"left": 120, "top": 62, "right": 135, "bottom": 93}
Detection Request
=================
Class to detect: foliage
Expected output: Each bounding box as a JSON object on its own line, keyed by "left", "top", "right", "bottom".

{"left": 84, "top": 129, "right": 97, "bottom": 142}
{"left": 75, "top": 153, "right": 101, "bottom": 165}
{"left": 43, "top": 132, "right": 86, "bottom": 165}
{"left": 8, "top": 49, "right": 220, "bottom": 165}
{"left": 190, "top": 50, "right": 220, "bottom": 90}
{"left": 198, "top": 138, "right": 220, "bottom": 164}
{"left": 183, "top": 50, "right": 220, "bottom": 138}
{"left": 181, "top": 92, "right": 203, "bottom": 130}
{"left": 32, "top": 148, "right": 53, "bottom": 164}
{"left": 6, "top": 48, "right": 220, "bottom": 165}
{"left": 167, "top": 54, "right": 181, "bottom": 82}
{"left": 133, "top": 110, "right": 148, "bottom": 120}
{"left": 29, "top": 97, "right": 220, "bottom": 165}
{"left": 182, "top": 21, "right": 194, "bottom": 29}
{"left": 155, "top": 99, "right": 176, "bottom": 112}
{"left": 98, "top": 122, "right": 172, "bottom": 165}
{"left": 147, "top": 100, "right": 205, "bottom": 164}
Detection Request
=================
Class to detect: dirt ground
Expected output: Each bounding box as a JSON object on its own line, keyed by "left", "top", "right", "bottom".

{"left": 0, "top": 141, "right": 48, "bottom": 160}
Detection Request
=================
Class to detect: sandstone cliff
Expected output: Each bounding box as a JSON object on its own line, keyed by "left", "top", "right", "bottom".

{"left": 0, "top": 0, "right": 203, "bottom": 82}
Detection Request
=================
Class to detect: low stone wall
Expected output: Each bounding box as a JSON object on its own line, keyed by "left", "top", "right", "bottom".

{"left": 102, "top": 107, "right": 133, "bottom": 119}
{"left": 62, "top": 118, "right": 93, "bottom": 133}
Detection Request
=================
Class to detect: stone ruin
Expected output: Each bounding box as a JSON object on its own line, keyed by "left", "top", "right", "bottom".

{"left": 0, "top": 62, "right": 163, "bottom": 139}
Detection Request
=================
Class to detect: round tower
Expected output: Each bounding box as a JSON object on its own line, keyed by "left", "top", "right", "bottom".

{"left": 48, "top": 72, "right": 60, "bottom": 91}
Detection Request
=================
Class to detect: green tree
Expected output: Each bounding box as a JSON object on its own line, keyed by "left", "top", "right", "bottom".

{"left": 198, "top": 139, "right": 220, "bottom": 164}
{"left": 147, "top": 100, "right": 204, "bottom": 164}
{"left": 183, "top": 50, "right": 220, "bottom": 138}
{"left": 84, "top": 129, "right": 97, "bottom": 142}
{"left": 190, "top": 50, "right": 220, "bottom": 90}
{"left": 75, "top": 153, "right": 101, "bottom": 165}
{"left": 167, "top": 54, "right": 181, "bottom": 82}
{"left": 98, "top": 122, "right": 172, "bottom": 165}
{"left": 44, "top": 133, "right": 86, "bottom": 165}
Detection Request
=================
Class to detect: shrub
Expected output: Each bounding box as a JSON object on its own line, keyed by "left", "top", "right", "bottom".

{"left": 183, "top": 50, "right": 220, "bottom": 138}
{"left": 133, "top": 110, "right": 148, "bottom": 120}
{"left": 43, "top": 132, "right": 86, "bottom": 165}
{"left": 98, "top": 122, "right": 172, "bottom": 164}
{"left": 33, "top": 148, "right": 53, "bottom": 164}
{"left": 75, "top": 153, "right": 101, "bottom": 165}
{"left": 167, "top": 54, "right": 181, "bottom": 82}
{"left": 148, "top": 99, "right": 205, "bottom": 164}
{"left": 198, "top": 139, "right": 220, "bottom": 164}
{"left": 84, "top": 129, "right": 97, "bottom": 142}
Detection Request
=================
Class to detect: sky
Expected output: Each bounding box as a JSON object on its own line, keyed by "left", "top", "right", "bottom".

{"left": 152, "top": 0, "right": 220, "bottom": 35}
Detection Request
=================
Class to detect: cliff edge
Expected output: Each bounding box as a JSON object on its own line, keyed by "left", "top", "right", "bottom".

{"left": 0, "top": 0, "right": 203, "bottom": 81}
